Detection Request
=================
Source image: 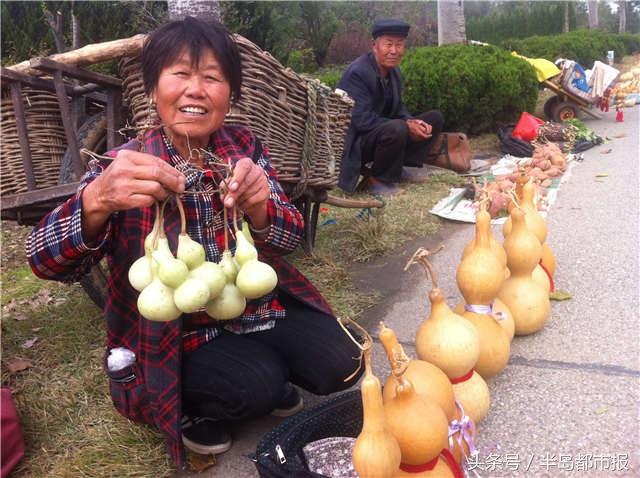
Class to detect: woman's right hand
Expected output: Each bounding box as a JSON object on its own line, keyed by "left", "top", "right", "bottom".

{"left": 81, "top": 150, "right": 185, "bottom": 241}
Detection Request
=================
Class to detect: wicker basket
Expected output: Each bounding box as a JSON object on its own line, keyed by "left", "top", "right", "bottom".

{"left": 0, "top": 88, "right": 67, "bottom": 196}
{"left": 119, "top": 35, "right": 353, "bottom": 199}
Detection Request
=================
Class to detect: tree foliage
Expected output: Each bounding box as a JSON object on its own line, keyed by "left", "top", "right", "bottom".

{"left": 502, "top": 29, "right": 640, "bottom": 67}
{"left": 1, "top": 1, "right": 166, "bottom": 65}
{"left": 465, "top": 1, "right": 580, "bottom": 44}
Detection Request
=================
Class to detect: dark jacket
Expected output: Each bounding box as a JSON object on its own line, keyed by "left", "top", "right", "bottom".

{"left": 337, "top": 52, "right": 411, "bottom": 191}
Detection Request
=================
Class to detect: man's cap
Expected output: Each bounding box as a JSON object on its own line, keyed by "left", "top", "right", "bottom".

{"left": 371, "top": 19, "right": 410, "bottom": 39}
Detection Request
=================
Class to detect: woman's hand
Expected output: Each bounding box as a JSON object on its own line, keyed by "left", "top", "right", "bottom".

{"left": 220, "top": 157, "right": 270, "bottom": 229}
{"left": 81, "top": 150, "right": 185, "bottom": 241}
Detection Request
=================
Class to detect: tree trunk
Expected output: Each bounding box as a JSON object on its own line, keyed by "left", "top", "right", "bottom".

{"left": 45, "top": 9, "right": 67, "bottom": 53}
{"left": 167, "top": 0, "right": 222, "bottom": 23}
{"left": 563, "top": 2, "right": 570, "bottom": 33}
{"left": 437, "top": 0, "right": 467, "bottom": 46}
{"left": 618, "top": 0, "right": 626, "bottom": 33}
{"left": 587, "top": 0, "right": 599, "bottom": 29}
{"left": 71, "top": 7, "right": 81, "bottom": 50}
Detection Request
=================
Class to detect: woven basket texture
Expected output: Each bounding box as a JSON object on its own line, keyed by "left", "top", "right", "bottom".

{"left": 1, "top": 88, "right": 67, "bottom": 195}
{"left": 119, "top": 35, "right": 353, "bottom": 199}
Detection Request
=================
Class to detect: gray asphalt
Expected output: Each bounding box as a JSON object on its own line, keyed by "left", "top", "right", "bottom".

{"left": 194, "top": 106, "right": 640, "bottom": 477}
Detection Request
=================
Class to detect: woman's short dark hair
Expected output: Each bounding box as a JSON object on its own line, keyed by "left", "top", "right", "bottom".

{"left": 141, "top": 16, "right": 242, "bottom": 103}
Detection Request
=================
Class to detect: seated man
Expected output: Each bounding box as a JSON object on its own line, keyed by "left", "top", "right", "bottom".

{"left": 337, "top": 19, "right": 444, "bottom": 195}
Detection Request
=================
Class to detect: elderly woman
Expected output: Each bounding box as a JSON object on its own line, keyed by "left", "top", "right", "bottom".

{"left": 26, "top": 17, "right": 362, "bottom": 467}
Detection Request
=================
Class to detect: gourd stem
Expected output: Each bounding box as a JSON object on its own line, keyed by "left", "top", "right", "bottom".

{"left": 223, "top": 205, "right": 229, "bottom": 251}
{"left": 151, "top": 200, "right": 160, "bottom": 247}
{"left": 152, "top": 199, "right": 168, "bottom": 250}
{"left": 378, "top": 322, "right": 409, "bottom": 379}
{"left": 233, "top": 205, "right": 239, "bottom": 232}
{"left": 404, "top": 247, "right": 440, "bottom": 289}
{"left": 508, "top": 190, "right": 522, "bottom": 210}
{"left": 176, "top": 195, "right": 187, "bottom": 235}
{"left": 337, "top": 317, "right": 371, "bottom": 383}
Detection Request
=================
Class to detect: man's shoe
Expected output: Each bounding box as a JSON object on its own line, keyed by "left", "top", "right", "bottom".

{"left": 399, "top": 167, "right": 427, "bottom": 183}
{"left": 367, "top": 177, "right": 400, "bottom": 197}
{"left": 181, "top": 416, "right": 232, "bottom": 455}
{"left": 271, "top": 383, "right": 304, "bottom": 417}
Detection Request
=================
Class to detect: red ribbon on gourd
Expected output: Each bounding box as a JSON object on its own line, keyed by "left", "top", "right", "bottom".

{"left": 399, "top": 450, "right": 464, "bottom": 478}
{"left": 450, "top": 369, "right": 474, "bottom": 385}
{"left": 538, "top": 260, "right": 555, "bottom": 292}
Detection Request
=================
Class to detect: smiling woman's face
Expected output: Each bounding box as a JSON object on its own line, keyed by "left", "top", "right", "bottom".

{"left": 151, "top": 47, "right": 231, "bottom": 153}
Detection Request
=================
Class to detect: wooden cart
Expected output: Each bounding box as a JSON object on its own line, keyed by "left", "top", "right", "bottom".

{"left": 540, "top": 61, "right": 604, "bottom": 122}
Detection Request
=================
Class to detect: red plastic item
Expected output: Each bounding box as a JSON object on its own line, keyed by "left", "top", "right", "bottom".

{"left": 512, "top": 112, "right": 545, "bottom": 142}
{"left": 1, "top": 387, "right": 25, "bottom": 478}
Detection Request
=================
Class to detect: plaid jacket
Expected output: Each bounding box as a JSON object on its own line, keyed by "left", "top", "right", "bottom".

{"left": 26, "top": 125, "right": 333, "bottom": 467}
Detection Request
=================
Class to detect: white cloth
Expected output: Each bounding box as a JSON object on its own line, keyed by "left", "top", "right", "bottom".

{"left": 589, "top": 61, "right": 620, "bottom": 98}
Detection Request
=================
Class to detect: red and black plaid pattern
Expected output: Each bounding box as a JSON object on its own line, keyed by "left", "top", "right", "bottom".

{"left": 26, "top": 124, "right": 333, "bottom": 466}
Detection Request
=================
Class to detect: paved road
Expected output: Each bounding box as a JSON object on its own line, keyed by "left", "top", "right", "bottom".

{"left": 194, "top": 106, "right": 639, "bottom": 477}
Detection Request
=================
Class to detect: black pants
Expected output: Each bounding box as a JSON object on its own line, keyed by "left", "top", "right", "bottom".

{"left": 181, "top": 293, "right": 363, "bottom": 420}
{"left": 361, "top": 110, "right": 444, "bottom": 183}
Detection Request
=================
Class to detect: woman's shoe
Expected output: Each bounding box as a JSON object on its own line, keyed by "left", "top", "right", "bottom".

{"left": 271, "top": 383, "right": 304, "bottom": 417}
{"left": 181, "top": 416, "right": 232, "bottom": 455}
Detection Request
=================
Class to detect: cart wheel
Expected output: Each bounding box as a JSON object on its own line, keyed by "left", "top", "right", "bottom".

{"left": 59, "top": 113, "right": 109, "bottom": 309}
{"left": 552, "top": 101, "right": 578, "bottom": 122}
{"left": 543, "top": 96, "right": 559, "bottom": 120}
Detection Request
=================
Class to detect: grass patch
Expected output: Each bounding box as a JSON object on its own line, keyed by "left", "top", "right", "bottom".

{"left": 290, "top": 172, "right": 463, "bottom": 318}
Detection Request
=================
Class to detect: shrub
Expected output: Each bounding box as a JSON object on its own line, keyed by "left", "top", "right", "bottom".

{"left": 502, "top": 30, "right": 640, "bottom": 67}
{"left": 287, "top": 48, "right": 318, "bottom": 73}
{"left": 314, "top": 65, "right": 345, "bottom": 89}
{"left": 400, "top": 44, "right": 539, "bottom": 133}
{"left": 618, "top": 33, "right": 640, "bottom": 58}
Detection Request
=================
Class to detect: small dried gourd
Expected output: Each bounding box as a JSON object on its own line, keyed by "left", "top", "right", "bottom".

{"left": 352, "top": 347, "right": 401, "bottom": 478}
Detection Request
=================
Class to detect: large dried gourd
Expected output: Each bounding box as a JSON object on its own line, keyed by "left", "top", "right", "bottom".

{"left": 498, "top": 207, "right": 550, "bottom": 335}
{"left": 457, "top": 207, "right": 510, "bottom": 380}
{"left": 408, "top": 250, "right": 480, "bottom": 380}
{"left": 503, "top": 178, "right": 548, "bottom": 243}
{"left": 450, "top": 370, "right": 491, "bottom": 425}
{"left": 461, "top": 201, "right": 508, "bottom": 279}
{"left": 455, "top": 298, "right": 515, "bottom": 342}
{"left": 383, "top": 375, "right": 449, "bottom": 467}
{"left": 379, "top": 323, "right": 455, "bottom": 421}
{"left": 352, "top": 348, "right": 401, "bottom": 478}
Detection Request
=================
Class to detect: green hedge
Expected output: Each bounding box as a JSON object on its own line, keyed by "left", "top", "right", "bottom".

{"left": 400, "top": 44, "right": 539, "bottom": 133}
{"left": 314, "top": 66, "right": 343, "bottom": 89}
{"left": 502, "top": 30, "right": 640, "bottom": 68}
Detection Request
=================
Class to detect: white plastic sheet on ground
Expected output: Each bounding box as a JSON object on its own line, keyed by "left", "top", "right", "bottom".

{"left": 430, "top": 156, "right": 577, "bottom": 224}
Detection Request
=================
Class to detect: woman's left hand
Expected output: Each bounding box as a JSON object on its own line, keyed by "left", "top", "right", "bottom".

{"left": 221, "top": 157, "right": 270, "bottom": 228}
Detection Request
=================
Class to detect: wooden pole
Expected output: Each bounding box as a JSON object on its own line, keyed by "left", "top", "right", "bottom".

{"left": 7, "top": 34, "right": 147, "bottom": 77}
